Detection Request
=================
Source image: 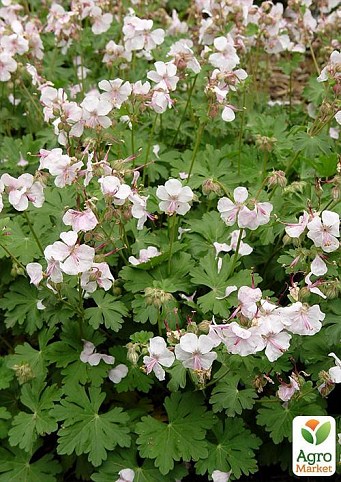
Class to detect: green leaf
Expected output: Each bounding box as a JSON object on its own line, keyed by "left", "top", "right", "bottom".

{"left": 136, "top": 392, "right": 216, "bottom": 475}
{"left": 84, "top": 291, "right": 128, "bottom": 332}
{"left": 209, "top": 376, "right": 258, "bottom": 416}
{"left": 315, "top": 421, "right": 331, "bottom": 445}
{"left": 195, "top": 419, "right": 261, "bottom": 478}
{"left": 0, "top": 358, "right": 14, "bottom": 390}
{"left": 53, "top": 385, "right": 131, "bottom": 466}
{"left": 0, "top": 446, "right": 61, "bottom": 482}
{"left": 0, "top": 280, "right": 43, "bottom": 334}
{"left": 8, "top": 380, "right": 60, "bottom": 452}
{"left": 256, "top": 382, "right": 327, "bottom": 444}
{"left": 0, "top": 408, "right": 11, "bottom": 439}
{"left": 294, "top": 132, "right": 332, "bottom": 158}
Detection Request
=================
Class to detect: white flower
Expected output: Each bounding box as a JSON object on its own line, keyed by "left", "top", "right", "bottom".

{"left": 277, "top": 375, "right": 300, "bottom": 401}
{"left": 81, "top": 262, "right": 114, "bottom": 293}
{"left": 209, "top": 35, "right": 240, "bottom": 72}
{"left": 285, "top": 211, "right": 309, "bottom": 238}
{"left": 1, "top": 173, "right": 44, "bottom": 211}
{"left": 147, "top": 61, "right": 179, "bottom": 92}
{"left": 129, "top": 246, "right": 160, "bottom": 266}
{"left": 81, "top": 95, "right": 112, "bottom": 129}
{"left": 109, "top": 364, "right": 129, "bottom": 383}
{"left": 90, "top": 6, "right": 113, "bottom": 35}
{"left": 279, "top": 302, "right": 325, "bottom": 336}
{"left": 80, "top": 340, "right": 115, "bottom": 366}
{"left": 310, "top": 255, "right": 328, "bottom": 276}
{"left": 143, "top": 336, "right": 175, "bottom": 381}
{"left": 63, "top": 208, "right": 98, "bottom": 232}
{"left": 44, "top": 231, "right": 95, "bottom": 276}
{"left": 0, "top": 52, "right": 17, "bottom": 82}
{"left": 98, "top": 79, "right": 132, "bottom": 108}
{"left": 221, "top": 105, "right": 235, "bottom": 122}
{"left": 175, "top": 333, "right": 217, "bottom": 370}
{"left": 217, "top": 187, "right": 248, "bottom": 226}
{"left": 156, "top": 179, "right": 193, "bottom": 215}
{"left": 115, "top": 468, "right": 135, "bottom": 482}
{"left": 212, "top": 470, "right": 232, "bottom": 482}
{"left": 307, "top": 210, "right": 340, "bottom": 253}
{"left": 328, "top": 353, "right": 341, "bottom": 383}
{"left": 99, "top": 176, "right": 131, "bottom": 205}
{"left": 26, "top": 263, "right": 44, "bottom": 286}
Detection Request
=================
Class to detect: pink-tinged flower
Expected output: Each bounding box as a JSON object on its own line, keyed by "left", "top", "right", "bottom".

{"left": 258, "top": 318, "right": 291, "bottom": 362}
{"left": 212, "top": 470, "right": 231, "bottom": 482}
{"left": 317, "top": 50, "right": 341, "bottom": 83}
{"left": 1, "top": 33, "right": 29, "bottom": 56}
{"left": 216, "top": 285, "right": 238, "bottom": 300}
{"left": 81, "top": 95, "right": 112, "bottom": 129}
{"left": 0, "top": 178, "right": 4, "bottom": 212}
{"left": 63, "top": 208, "right": 98, "bottom": 232}
{"left": 90, "top": 6, "right": 113, "bottom": 35}
{"left": 98, "top": 79, "right": 132, "bottom": 108}
{"left": 285, "top": 211, "right": 309, "bottom": 238}
{"left": 280, "top": 302, "right": 325, "bottom": 336}
{"left": 80, "top": 340, "right": 115, "bottom": 366}
{"left": 123, "top": 15, "right": 164, "bottom": 52}
{"left": 26, "top": 262, "right": 43, "bottom": 286}
{"left": 130, "top": 193, "right": 154, "bottom": 230}
{"left": 307, "top": 210, "right": 340, "bottom": 253}
{"left": 217, "top": 187, "right": 248, "bottom": 226}
{"left": 209, "top": 35, "right": 240, "bottom": 72}
{"left": 227, "top": 229, "right": 252, "bottom": 256}
{"left": 148, "top": 90, "right": 173, "bottom": 114}
{"left": 147, "top": 61, "right": 179, "bottom": 92}
{"left": 221, "top": 105, "right": 236, "bottom": 122}
{"left": 304, "top": 273, "right": 326, "bottom": 299}
{"left": 45, "top": 231, "right": 95, "bottom": 275}
{"left": 238, "top": 201, "right": 273, "bottom": 230}
{"left": 310, "top": 255, "right": 328, "bottom": 276}
{"left": 277, "top": 375, "right": 300, "bottom": 402}
{"left": 1, "top": 173, "right": 44, "bottom": 211}
{"left": 168, "top": 39, "right": 200, "bottom": 73}
{"left": 335, "top": 111, "right": 341, "bottom": 125}
{"left": 328, "top": 353, "right": 341, "bottom": 384}
{"left": 132, "top": 80, "right": 151, "bottom": 96}
{"left": 108, "top": 364, "right": 129, "bottom": 384}
{"left": 115, "top": 468, "right": 135, "bottom": 482}
{"left": 45, "top": 256, "right": 63, "bottom": 284}
{"left": 175, "top": 333, "right": 217, "bottom": 370}
{"left": 143, "top": 336, "right": 175, "bottom": 381}
{"left": 0, "top": 52, "right": 17, "bottom": 81}
{"left": 99, "top": 176, "right": 131, "bottom": 205}
{"left": 238, "top": 286, "right": 262, "bottom": 318}
{"left": 103, "top": 40, "right": 132, "bottom": 65}
{"left": 129, "top": 246, "right": 160, "bottom": 266}
{"left": 210, "top": 322, "right": 264, "bottom": 356}
{"left": 81, "top": 262, "right": 114, "bottom": 293}
{"left": 50, "top": 158, "right": 83, "bottom": 188}
{"left": 156, "top": 179, "right": 193, "bottom": 216}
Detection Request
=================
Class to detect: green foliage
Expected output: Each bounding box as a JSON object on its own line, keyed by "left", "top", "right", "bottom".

{"left": 53, "top": 385, "right": 131, "bottom": 466}
{"left": 136, "top": 392, "right": 216, "bottom": 474}
{"left": 84, "top": 291, "right": 128, "bottom": 331}
{"left": 209, "top": 375, "right": 258, "bottom": 416}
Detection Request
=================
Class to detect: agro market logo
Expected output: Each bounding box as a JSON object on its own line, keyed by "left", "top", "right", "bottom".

{"left": 301, "top": 419, "right": 331, "bottom": 446}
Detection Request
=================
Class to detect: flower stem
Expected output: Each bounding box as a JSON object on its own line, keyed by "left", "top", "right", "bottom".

{"left": 228, "top": 228, "right": 243, "bottom": 278}
{"left": 187, "top": 122, "right": 205, "bottom": 182}
{"left": 23, "top": 211, "right": 44, "bottom": 256}
{"left": 0, "top": 242, "right": 26, "bottom": 271}
{"left": 167, "top": 214, "right": 177, "bottom": 275}
{"left": 172, "top": 74, "right": 198, "bottom": 146}
{"left": 142, "top": 114, "right": 158, "bottom": 185}
{"left": 309, "top": 43, "right": 320, "bottom": 76}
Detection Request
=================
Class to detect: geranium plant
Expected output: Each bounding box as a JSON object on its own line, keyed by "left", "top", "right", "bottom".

{"left": 0, "top": 0, "right": 340, "bottom": 481}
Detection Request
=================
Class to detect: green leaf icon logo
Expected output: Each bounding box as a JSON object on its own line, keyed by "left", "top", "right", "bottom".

{"left": 315, "top": 422, "right": 331, "bottom": 445}
{"left": 301, "top": 428, "right": 314, "bottom": 444}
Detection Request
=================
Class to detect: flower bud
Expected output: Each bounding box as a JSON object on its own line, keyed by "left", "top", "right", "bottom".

{"left": 202, "top": 179, "right": 223, "bottom": 196}
{"left": 12, "top": 363, "right": 34, "bottom": 384}
{"left": 252, "top": 374, "right": 267, "bottom": 393}
{"left": 331, "top": 185, "right": 340, "bottom": 201}
{"left": 187, "top": 322, "right": 198, "bottom": 333}
{"left": 323, "top": 280, "right": 341, "bottom": 299}
{"left": 126, "top": 343, "right": 139, "bottom": 365}
{"left": 144, "top": 287, "right": 174, "bottom": 307}
{"left": 255, "top": 134, "right": 277, "bottom": 152}
{"left": 198, "top": 320, "right": 211, "bottom": 334}
{"left": 268, "top": 170, "right": 287, "bottom": 188}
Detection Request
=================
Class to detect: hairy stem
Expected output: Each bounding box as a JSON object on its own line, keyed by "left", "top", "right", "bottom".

{"left": 172, "top": 74, "right": 198, "bottom": 146}
{"left": 24, "top": 211, "right": 44, "bottom": 255}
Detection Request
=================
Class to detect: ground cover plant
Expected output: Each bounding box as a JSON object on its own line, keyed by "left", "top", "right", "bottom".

{"left": 0, "top": 0, "right": 340, "bottom": 480}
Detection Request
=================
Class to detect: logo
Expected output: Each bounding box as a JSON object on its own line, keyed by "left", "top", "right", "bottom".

{"left": 293, "top": 416, "right": 336, "bottom": 476}
{"left": 301, "top": 419, "right": 331, "bottom": 445}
